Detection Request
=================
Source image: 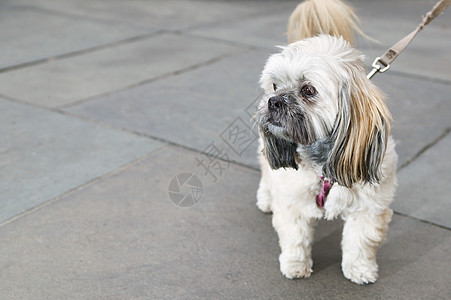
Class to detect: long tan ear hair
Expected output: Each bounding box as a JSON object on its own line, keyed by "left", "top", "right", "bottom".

{"left": 324, "top": 72, "right": 392, "bottom": 187}
{"left": 287, "top": 0, "right": 373, "bottom": 45}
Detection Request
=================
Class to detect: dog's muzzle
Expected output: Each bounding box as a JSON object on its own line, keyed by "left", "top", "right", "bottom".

{"left": 268, "top": 96, "right": 284, "bottom": 111}
{"left": 266, "top": 93, "right": 292, "bottom": 128}
{"left": 268, "top": 94, "right": 289, "bottom": 112}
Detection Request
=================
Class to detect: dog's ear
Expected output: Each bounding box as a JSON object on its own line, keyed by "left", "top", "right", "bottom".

{"left": 325, "top": 72, "right": 391, "bottom": 187}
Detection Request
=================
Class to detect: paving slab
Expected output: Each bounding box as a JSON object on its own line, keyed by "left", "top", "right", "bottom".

{"left": 65, "top": 49, "right": 270, "bottom": 168}
{"left": 0, "top": 1, "right": 154, "bottom": 70}
{"left": 0, "top": 98, "right": 164, "bottom": 224}
{"left": 372, "top": 72, "right": 451, "bottom": 168}
{"left": 393, "top": 133, "right": 451, "bottom": 228}
{"left": 0, "top": 145, "right": 449, "bottom": 299}
{"left": 0, "top": 0, "right": 450, "bottom": 298}
{"left": 7, "top": 0, "right": 297, "bottom": 31}
{"left": 0, "top": 33, "right": 243, "bottom": 108}
{"left": 189, "top": 9, "right": 291, "bottom": 49}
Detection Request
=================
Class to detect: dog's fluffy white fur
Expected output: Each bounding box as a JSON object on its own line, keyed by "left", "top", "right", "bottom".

{"left": 256, "top": 34, "right": 397, "bottom": 285}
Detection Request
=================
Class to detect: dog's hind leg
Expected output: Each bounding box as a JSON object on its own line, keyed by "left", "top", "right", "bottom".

{"left": 341, "top": 208, "right": 393, "bottom": 285}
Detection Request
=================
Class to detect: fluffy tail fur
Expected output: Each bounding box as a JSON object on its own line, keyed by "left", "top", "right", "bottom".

{"left": 287, "top": 0, "right": 369, "bottom": 45}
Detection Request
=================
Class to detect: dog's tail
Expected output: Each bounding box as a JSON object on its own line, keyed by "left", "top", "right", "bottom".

{"left": 287, "top": 0, "right": 371, "bottom": 45}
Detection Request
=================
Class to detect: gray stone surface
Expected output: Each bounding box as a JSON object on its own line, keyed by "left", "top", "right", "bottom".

{"left": 394, "top": 133, "right": 451, "bottom": 228}
{"left": 66, "top": 50, "right": 269, "bottom": 168}
{"left": 0, "top": 98, "right": 164, "bottom": 224}
{"left": 0, "top": 146, "right": 449, "bottom": 299}
{"left": 0, "top": 1, "right": 154, "bottom": 70}
{"left": 0, "top": 33, "right": 243, "bottom": 108}
{"left": 189, "top": 10, "right": 291, "bottom": 49}
{"left": 0, "top": 0, "right": 450, "bottom": 298}
{"left": 12, "top": 0, "right": 295, "bottom": 31}
{"left": 372, "top": 72, "right": 451, "bottom": 168}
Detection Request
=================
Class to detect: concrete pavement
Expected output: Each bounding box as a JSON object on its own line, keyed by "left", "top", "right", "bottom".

{"left": 0, "top": 0, "right": 450, "bottom": 299}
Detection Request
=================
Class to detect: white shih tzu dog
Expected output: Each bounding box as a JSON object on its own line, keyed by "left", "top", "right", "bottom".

{"left": 255, "top": 0, "right": 397, "bottom": 285}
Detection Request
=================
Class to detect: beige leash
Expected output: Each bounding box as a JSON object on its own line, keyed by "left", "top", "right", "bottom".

{"left": 367, "top": 0, "right": 450, "bottom": 79}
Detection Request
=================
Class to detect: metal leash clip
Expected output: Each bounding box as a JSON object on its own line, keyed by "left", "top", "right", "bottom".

{"left": 367, "top": 57, "right": 391, "bottom": 79}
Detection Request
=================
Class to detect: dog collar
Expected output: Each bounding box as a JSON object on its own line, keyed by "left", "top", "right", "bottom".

{"left": 316, "top": 177, "right": 334, "bottom": 208}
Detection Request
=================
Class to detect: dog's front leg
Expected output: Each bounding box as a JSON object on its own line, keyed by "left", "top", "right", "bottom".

{"left": 341, "top": 208, "right": 393, "bottom": 285}
{"left": 272, "top": 203, "right": 316, "bottom": 279}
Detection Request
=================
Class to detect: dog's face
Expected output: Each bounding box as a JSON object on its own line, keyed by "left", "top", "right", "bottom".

{"left": 257, "top": 35, "right": 392, "bottom": 187}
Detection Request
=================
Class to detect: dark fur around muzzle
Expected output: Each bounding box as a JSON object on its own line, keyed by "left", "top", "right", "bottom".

{"left": 261, "top": 128, "right": 299, "bottom": 170}
{"left": 257, "top": 93, "right": 315, "bottom": 171}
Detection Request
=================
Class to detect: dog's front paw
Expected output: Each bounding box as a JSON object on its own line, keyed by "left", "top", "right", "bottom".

{"left": 279, "top": 254, "right": 312, "bottom": 279}
{"left": 256, "top": 186, "right": 272, "bottom": 213}
{"left": 342, "top": 260, "right": 378, "bottom": 285}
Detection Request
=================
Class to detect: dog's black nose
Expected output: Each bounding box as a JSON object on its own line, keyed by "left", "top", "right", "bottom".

{"left": 268, "top": 96, "right": 283, "bottom": 110}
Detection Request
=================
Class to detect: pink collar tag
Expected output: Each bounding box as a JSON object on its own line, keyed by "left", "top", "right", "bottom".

{"left": 316, "top": 177, "right": 334, "bottom": 207}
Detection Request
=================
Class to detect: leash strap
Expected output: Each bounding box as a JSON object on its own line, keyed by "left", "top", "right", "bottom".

{"left": 367, "top": 0, "right": 450, "bottom": 79}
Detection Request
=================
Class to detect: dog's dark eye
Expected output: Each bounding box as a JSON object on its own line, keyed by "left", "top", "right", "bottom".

{"left": 273, "top": 83, "right": 277, "bottom": 91}
{"left": 301, "top": 85, "right": 317, "bottom": 97}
